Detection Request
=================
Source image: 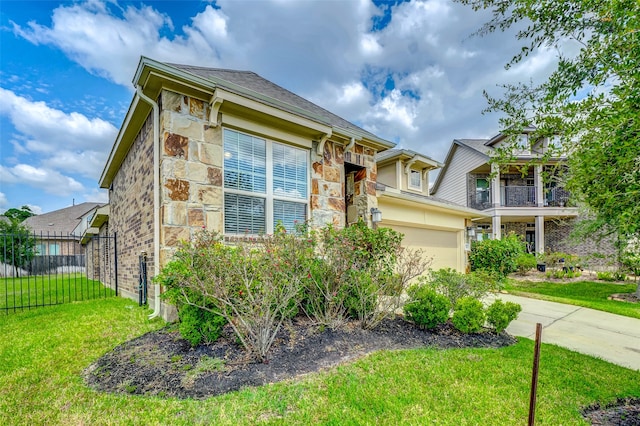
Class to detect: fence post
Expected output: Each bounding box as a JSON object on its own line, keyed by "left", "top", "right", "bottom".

{"left": 113, "top": 233, "right": 118, "bottom": 297}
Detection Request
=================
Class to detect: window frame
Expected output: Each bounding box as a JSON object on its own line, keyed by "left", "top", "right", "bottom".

{"left": 222, "top": 127, "right": 310, "bottom": 235}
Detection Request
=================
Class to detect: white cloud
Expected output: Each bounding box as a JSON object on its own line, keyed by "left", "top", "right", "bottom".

{"left": 0, "top": 192, "right": 7, "bottom": 209}
{"left": 0, "top": 88, "right": 117, "bottom": 179}
{"left": 26, "top": 204, "right": 43, "bottom": 215}
{"left": 82, "top": 188, "right": 109, "bottom": 204}
{"left": 10, "top": 0, "right": 559, "bottom": 165}
{"left": 0, "top": 164, "right": 84, "bottom": 196}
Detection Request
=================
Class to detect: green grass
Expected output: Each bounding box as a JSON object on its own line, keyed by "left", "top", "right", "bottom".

{"left": 1, "top": 298, "right": 639, "bottom": 425}
{"left": 505, "top": 279, "right": 640, "bottom": 319}
{"left": 0, "top": 274, "right": 114, "bottom": 312}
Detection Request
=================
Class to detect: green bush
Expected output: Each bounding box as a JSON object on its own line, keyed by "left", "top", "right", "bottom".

{"left": 425, "top": 268, "right": 494, "bottom": 306}
{"left": 403, "top": 285, "right": 451, "bottom": 330}
{"left": 451, "top": 297, "right": 486, "bottom": 334}
{"left": 178, "top": 304, "right": 227, "bottom": 346}
{"left": 597, "top": 271, "right": 616, "bottom": 281}
{"left": 515, "top": 253, "right": 538, "bottom": 275}
{"left": 469, "top": 233, "right": 526, "bottom": 278}
{"left": 486, "top": 299, "right": 521, "bottom": 333}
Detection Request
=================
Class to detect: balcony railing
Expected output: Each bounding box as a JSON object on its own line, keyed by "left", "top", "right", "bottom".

{"left": 468, "top": 184, "right": 572, "bottom": 210}
{"left": 501, "top": 186, "right": 536, "bottom": 207}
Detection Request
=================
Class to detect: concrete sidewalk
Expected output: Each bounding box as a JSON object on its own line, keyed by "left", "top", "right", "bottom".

{"left": 486, "top": 293, "right": 640, "bottom": 371}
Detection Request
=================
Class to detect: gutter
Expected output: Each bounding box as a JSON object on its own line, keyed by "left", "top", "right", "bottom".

{"left": 135, "top": 86, "right": 161, "bottom": 320}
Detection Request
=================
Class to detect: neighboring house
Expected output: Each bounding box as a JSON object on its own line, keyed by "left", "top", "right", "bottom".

{"left": 24, "top": 202, "right": 104, "bottom": 256}
{"left": 432, "top": 129, "right": 613, "bottom": 261}
{"left": 99, "top": 57, "right": 394, "bottom": 317}
{"left": 375, "top": 149, "right": 486, "bottom": 271}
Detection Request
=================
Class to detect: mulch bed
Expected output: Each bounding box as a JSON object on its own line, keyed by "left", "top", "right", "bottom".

{"left": 84, "top": 316, "right": 516, "bottom": 399}
{"left": 83, "top": 316, "right": 640, "bottom": 424}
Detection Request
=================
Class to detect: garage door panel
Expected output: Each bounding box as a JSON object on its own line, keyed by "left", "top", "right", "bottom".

{"left": 386, "top": 224, "right": 461, "bottom": 271}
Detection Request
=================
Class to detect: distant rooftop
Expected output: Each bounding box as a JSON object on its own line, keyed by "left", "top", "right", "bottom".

{"left": 23, "top": 203, "right": 104, "bottom": 236}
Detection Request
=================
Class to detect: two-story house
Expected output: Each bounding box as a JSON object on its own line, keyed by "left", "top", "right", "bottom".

{"left": 375, "top": 149, "right": 485, "bottom": 271}
{"left": 431, "top": 129, "right": 580, "bottom": 255}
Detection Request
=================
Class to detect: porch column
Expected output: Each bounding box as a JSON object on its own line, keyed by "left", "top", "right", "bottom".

{"left": 491, "top": 163, "right": 501, "bottom": 207}
{"left": 492, "top": 215, "right": 502, "bottom": 239}
{"left": 535, "top": 165, "right": 544, "bottom": 207}
{"left": 535, "top": 215, "right": 545, "bottom": 254}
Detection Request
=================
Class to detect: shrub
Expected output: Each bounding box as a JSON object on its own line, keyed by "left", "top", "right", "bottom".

{"left": 304, "top": 221, "right": 431, "bottom": 329}
{"left": 469, "top": 233, "right": 526, "bottom": 278}
{"left": 425, "top": 268, "right": 494, "bottom": 307}
{"left": 157, "top": 226, "right": 313, "bottom": 362}
{"left": 597, "top": 271, "right": 616, "bottom": 281}
{"left": 486, "top": 299, "right": 521, "bottom": 333}
{"left": 451, "top": 297, "right": 486, "bottom": 334}
{"left": 403, "top": 285, "right": 451, "bottom": 330}
{"left": 177, "top": 304, "right": 227, "bottom": 346}
{"left": 515, "top": 253, "right": 538, "bottom": 275}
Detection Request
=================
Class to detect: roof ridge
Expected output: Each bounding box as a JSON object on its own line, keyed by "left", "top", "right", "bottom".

{"left": 166, "top": 63, "right": 256, "bottom": 75}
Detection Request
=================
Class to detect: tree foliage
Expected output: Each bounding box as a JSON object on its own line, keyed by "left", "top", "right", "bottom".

{"left": 455, "top": 0, "right": 640, "bottom": 242}
{"left": 3, "top": 206, "right": 35, "bottom": 223}
{"left": 0, "top": 220, "right": 36, "bottom": 271}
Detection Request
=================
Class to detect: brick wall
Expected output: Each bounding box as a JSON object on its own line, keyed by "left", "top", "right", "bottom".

{"left": 109, "top": 113, "right": 155, "bottom": 300}
{"left": 545, "top": 219, "right": 618, "bottom": 267}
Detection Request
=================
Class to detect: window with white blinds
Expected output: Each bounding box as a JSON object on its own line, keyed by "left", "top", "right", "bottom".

{"left": 223, "top": 128, "right": 309, "bottom": 234}
{"left": 409, "top": 169, "right": 422, "bottom": 190}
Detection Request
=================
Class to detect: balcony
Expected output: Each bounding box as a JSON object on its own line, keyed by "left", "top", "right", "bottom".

{"left": 501, "top": 186, "right": 536, "bottom": 207}
{"left": 468, "top": 186, "right": 572, "bottom": 210}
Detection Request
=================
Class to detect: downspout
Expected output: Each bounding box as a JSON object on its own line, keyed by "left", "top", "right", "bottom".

{"left": 136, "top": 85, "right": 161, "bottom": 320}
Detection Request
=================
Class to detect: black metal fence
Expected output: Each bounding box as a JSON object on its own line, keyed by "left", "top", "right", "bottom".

{"left": 1, "top": 232, "right": 118, "bottom": 313}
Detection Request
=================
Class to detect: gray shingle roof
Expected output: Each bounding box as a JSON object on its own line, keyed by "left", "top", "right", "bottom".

{"left": 23, "top": 202, "right": 104, "bottom": 236}
{"left": 168, "top": 63, "right": 382, "bottom": 141}
{"left": 455, "top": 139, "right": 492, "bottom": 156}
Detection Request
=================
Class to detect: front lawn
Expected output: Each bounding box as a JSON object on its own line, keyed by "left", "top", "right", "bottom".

{"left": 1, "top": 298, "right": 639, "bottom": 425}
{"left": 1, "top": 274, "right": 114, "bottom": 312}
{"left": 505, "top": 279, "right": 640, "bottom": 319}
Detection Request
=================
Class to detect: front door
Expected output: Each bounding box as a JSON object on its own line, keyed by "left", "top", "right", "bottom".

{"left": 525, "top": 230, "right": 535, "bottom": 253}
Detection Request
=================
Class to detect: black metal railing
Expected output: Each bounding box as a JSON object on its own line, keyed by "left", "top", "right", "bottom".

{"left": 1, "top": 231, "right": 117, "bottom": 313}
{"left": 502, "top": 186, "right": 537, "bottom": 207}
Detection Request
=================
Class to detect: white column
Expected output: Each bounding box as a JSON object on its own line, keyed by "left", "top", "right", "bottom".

{"left": 535, "top": 165, "right": 544, "bottom": 207}
{"left": 492, "top": 215, "right": 502, "bottom": 239}
{"left": 491, "top": 163, "right": 501, "bottom": 207}
{"left": 535, "top": 215, "right": 545, "bottom": 254}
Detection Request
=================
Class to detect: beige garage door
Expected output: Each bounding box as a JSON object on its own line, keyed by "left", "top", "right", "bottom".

{"left": 385, "top": 224, "right": 461, "bottom": 272}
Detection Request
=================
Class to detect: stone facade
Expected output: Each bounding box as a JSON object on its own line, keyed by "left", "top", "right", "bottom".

{"left": 108, "top": 113, "right": 155, "bottom": 300}
{"left": 158, "top": 90, "right": 222, "bottom": 267}
{"left": 310, "top": 141, "right": 378, "bottom": 229}
{"left": 109, "top": 89, "right": 381, "bottom": 308}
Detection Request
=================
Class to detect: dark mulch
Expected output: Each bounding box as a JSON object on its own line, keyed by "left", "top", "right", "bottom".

{"left": 582, "top": 398, "right": 640, "bottom": 425}
{"left": 83, "top": 316, "right": 639, "bottom": 424}
{"left": 84, "top": 316, "right": 516, "bottom": 399}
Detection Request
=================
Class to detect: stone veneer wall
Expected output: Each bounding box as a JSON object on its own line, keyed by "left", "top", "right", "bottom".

{"left": 109, "top": 113, "right": 155, "bottom": 300}
{"left": 310, "top": 141, "right": 377, "bottom": 229}
{"left": 157, "top": 90, "right": 223, "bottom": 267}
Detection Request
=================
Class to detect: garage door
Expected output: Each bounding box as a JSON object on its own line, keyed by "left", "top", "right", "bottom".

{"left": 385, "top": 224, "right": 462, "bottom": 272}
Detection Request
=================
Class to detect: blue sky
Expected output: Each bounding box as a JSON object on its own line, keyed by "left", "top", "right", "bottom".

{"left": 0, "top": 0, "right": 557, "bottom": 214}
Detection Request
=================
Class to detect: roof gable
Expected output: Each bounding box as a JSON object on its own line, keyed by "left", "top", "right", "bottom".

{"left": 23, "top": 202, "right": 104, "bottom": 235}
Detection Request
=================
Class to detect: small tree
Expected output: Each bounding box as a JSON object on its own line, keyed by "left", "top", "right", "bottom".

{"left": 0, "top": 220, "right": 36, "bottom": 276}
{"left": 3, "top": 206, "right": 35, "bottom": 223}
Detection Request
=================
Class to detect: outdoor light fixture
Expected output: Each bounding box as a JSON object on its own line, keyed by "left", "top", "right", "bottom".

{"left": 467, "top": 226, "right": 476, "bottom": 238}
{"left": 370, "top": 207, "right": 382, "bottom": 224}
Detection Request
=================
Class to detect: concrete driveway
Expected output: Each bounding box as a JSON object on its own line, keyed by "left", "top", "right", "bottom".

{"left": 486, "top": 293, "right": 640, "bottom": 371}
